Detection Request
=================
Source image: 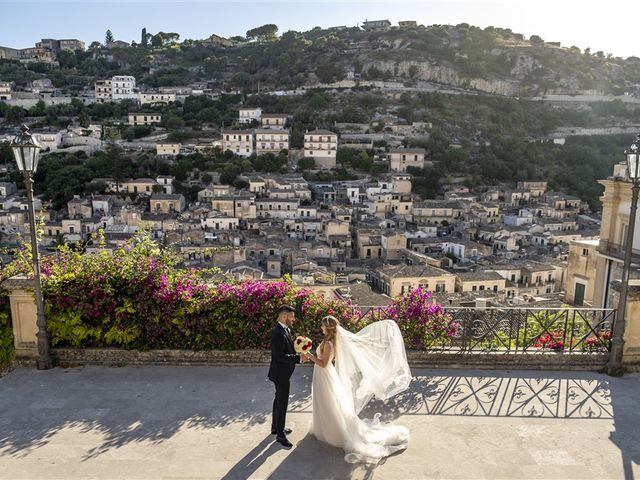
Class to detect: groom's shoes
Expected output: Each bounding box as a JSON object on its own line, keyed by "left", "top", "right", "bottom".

{"left": 276, "top": 436, "right": 293, "bottom": 448}
{"left": 271, "top": 427, "right": 292, "bottom": 435}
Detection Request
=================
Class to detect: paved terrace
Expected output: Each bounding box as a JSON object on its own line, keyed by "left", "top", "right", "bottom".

{"left": 1, "top": 365, "right": 639, "bottom": 480}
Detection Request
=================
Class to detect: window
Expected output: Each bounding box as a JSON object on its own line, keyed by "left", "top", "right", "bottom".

{"left": 435, "top": 283, "right": 445, "bottom": 293}
{"left": 472, "top": 285, "right": 477, "bottom": 291}
{"left": 582, "top": 248, "right": 589, "bottom": 256}
{"left": 479, "top": 285, "right": 485, "bottom": 291}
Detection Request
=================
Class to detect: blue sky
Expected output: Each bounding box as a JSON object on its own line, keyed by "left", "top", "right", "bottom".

{"left": 1, "top": 0, "right": 638, "bottom": 58}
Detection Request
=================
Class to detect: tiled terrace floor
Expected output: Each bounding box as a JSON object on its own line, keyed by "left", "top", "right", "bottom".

{"left": 0, "top": 365, "right": 638, "bottom": 479}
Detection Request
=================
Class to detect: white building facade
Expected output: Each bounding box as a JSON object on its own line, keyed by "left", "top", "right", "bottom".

{"left": 111, "top": 76, "right": 137, "bottom": 101}
{"left": 238, "top": 107, "right": 262, "bottom": 124}
{"left": 255, "top": 129, "right": 289, "bottom": 155}
{"left": 222, "top": 130, "right": 254, "bottom": 157}
{"left": 304, "top": 129, "right": 338, "bottom": 169}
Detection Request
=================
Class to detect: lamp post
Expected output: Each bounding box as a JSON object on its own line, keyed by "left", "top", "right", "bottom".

{"left": 10, "top": 125, "right": 52, "bottom": 370}
{"left": 606, "top": 133, "right": 640, "bottom": 377}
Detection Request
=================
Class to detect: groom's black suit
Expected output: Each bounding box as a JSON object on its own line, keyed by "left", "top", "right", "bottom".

{"left": 268, "top": 323, "right": 300, "bottom": 439}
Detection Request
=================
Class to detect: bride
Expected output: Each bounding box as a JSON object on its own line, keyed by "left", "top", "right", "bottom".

{"left": 303, "top": 316, "right": 412, "bottom": 464}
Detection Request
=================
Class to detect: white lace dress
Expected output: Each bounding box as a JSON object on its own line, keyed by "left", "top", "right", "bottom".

{"left": 310, "top": 342, "right": 410, "bottom": 464}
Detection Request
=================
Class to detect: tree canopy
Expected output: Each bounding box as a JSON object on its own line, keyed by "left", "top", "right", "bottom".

{"left": 246, "top": 24, "right": 278, "bottom": 42}
{"left": 105, "top": 29, "right": 114, "bottom": 46}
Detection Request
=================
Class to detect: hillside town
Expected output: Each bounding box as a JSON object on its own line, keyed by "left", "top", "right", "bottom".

{"left": 0, "top": 29, "right": 636, "bottom": 314}
{"left": 0, "top": 60, "right": 612, "bottom": 311}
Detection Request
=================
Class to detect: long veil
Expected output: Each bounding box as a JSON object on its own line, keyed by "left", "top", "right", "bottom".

{"left": 335, "top": 320, "right": 412, "bottom": 415}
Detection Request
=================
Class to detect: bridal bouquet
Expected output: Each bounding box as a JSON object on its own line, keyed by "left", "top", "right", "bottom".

{"left": 294, "top": 336, "right": 313, "bottom": 354}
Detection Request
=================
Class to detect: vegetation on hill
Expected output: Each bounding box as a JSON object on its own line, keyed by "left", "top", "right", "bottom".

{"left": 2, "top": 23, "right": 640, "bottom": 96}
{"left": 2, "top": 23, "right": 639, "bottom": 210}
{"left": 410, "top": 133, "right": 630, "bottom": 210}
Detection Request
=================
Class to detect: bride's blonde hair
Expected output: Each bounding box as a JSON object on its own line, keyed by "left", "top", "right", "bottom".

{"left": 321, "top": 315, "right": 339, "bottom": 347}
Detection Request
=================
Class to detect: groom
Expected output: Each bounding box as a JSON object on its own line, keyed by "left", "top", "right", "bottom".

{"left": 268, "top": 304, "right": 303, "bottom": 448}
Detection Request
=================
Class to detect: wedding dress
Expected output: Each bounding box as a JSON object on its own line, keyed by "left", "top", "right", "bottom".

{"left": 310, "top": 320, "right": 412, "bottom": 464}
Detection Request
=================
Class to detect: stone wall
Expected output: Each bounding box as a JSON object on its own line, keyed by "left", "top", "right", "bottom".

{"left": 54, "top": 348, "right": 271, "bottom": 367}
{"left": 52, "top": 347, "right": 609, "bottom": 371}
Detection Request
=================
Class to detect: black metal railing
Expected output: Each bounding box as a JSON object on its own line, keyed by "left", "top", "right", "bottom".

{"left": 598, "top": 240, "right": 640, "bottom": 264}
{"left": 350, "top": 306, "right": 615, "bottom": 354}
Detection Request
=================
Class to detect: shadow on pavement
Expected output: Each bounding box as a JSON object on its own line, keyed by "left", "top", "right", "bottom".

{"left": 220, "top": 435, "right": 280, "bottom": 480}
{"left": 364, "top": 369, "right": 617, "bottom": 420}
{"left": 265, "top": 434, "right": 378, "bottom": 480}
{"left": 0, "top": 365, "right": 311, "bottom": 460}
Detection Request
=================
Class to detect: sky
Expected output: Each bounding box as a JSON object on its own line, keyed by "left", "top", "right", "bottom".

{"left": 0, "top": 0, "right": 638, "bottom": 58}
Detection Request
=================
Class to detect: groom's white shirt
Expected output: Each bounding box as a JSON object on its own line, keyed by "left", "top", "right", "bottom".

{"left": 278, "top": 322, "right": 290, "bottom": 334}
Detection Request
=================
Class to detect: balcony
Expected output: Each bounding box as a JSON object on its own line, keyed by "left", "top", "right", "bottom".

{"left": 598, "top": 239, "right": 640, "bottom": 265}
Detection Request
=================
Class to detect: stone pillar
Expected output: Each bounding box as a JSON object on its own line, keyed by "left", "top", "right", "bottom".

{"left": 610, "top": 281, "right": 640, "bottom": 366}
{"left": 2, "top": 275, "right": 39, "bottom": 360}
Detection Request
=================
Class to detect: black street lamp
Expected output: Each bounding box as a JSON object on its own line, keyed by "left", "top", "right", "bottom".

{"left": 10, "top": 125, "right": 52, "bottom": 370}
{"left": 606, "top": 133, "right": 640, "bottom": 377}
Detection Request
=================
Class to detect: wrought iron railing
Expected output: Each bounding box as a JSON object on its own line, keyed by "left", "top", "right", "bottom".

{"left": 598, "top": 240, "right": 640, "bottom": 264}
{"left": 350, "top": 306, "right": 615, "bottom": 354}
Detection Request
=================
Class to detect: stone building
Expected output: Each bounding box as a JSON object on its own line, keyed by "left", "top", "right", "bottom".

{"left": 566, "top": 239, "right": 599, "bottom": 306}
{"left": 304, "top": 130, "right": 338, "bottom": 169}
{"left": 370, "top": 264, "right": 456, "bottom": 297}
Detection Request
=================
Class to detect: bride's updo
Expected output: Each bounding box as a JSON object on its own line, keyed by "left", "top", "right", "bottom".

{"left": 321, "top": 315, "right": 339, "bottom": 346}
